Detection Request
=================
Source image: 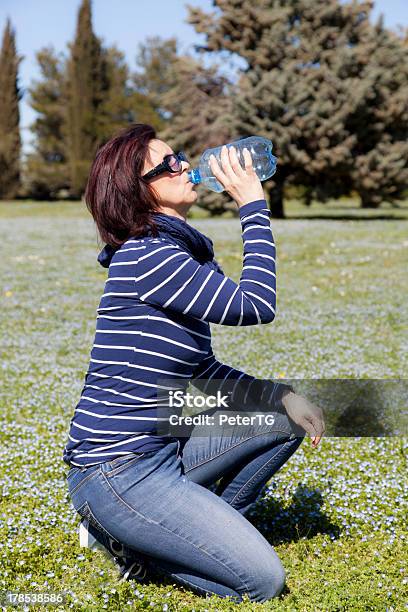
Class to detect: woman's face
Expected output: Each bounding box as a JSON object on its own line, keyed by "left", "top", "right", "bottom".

{"left": 142, "top": 139, "right": 198, "bottom": 215}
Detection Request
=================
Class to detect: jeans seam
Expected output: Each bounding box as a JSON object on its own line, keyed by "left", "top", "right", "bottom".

{"left": 228, "top": 438, "right": 293, "bottom": 507}
{"left": 99, "top": 468, "right": 252, "bottom": 592}
{"left": 104, "top": 454, "right": 145, "bottom": 477}
{"left": 184, "top": 428, "right": 292, "bottom": 475}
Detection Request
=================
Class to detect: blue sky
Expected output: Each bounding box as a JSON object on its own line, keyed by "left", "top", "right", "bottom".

{"left": 0, "top": 0, "right": 406, "bottom": 153}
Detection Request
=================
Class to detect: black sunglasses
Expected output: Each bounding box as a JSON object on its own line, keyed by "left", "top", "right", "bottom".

{"left": 142, "top": 151, "right": 189, "bottom": 181}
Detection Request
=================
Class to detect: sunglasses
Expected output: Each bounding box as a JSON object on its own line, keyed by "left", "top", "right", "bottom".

{"left": 142, "top": 151, "right": 189, "bottom": 181}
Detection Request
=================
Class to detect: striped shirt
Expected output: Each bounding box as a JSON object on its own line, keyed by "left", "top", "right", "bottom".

{"left": 62, "top": 198, "right": 287, "bottom": 467}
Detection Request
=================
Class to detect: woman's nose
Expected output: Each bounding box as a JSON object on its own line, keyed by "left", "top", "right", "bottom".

{"left": 181, "top": 160, "right": 190, "bottom": 172}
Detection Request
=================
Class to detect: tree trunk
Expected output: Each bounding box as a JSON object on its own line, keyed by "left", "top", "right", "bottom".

{"left": 265, "top": 180, "right": 285, "bottom": 218}
{"left": 360, "top": 194, "right": 381, "bottom": 209}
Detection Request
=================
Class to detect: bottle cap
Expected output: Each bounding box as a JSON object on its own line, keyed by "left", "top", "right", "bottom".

{"left": 187, "top": 169, "right": 201, "bottom": 185}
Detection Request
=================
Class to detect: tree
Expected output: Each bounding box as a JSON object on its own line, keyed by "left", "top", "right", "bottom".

{"left": 159, "top": 53, "right": 237, "bottom": 216}
{"left": 187, "top": 0, "right": 408, "bottom": 215}
{"left": 347, "top": 19, "right": 408, "bottom": 207}
{"left": 100, "top": 45, "right": 163, "bottom": 139}
{"left": 95, "top": 45, "right": 133, "bottom": 140}
{"left": 25, "top": 47, "right": 69, "bottom": 199}
{"left": 133, "top": 36, "right": 179, "bottom": 130}
{"left": 133, "top": 36, "right": 237, "bottom": 215}
{"left": 0, "top": 18, "right": 22, "bottom": 200}
{"left": 26, "top": 4, "right": 161, "bottom": 199}
{"left": 289, "top": 12, "right": 408, "bottom": 208}
{"left": 65, "top": 0, "right": 107, "bottom": 198}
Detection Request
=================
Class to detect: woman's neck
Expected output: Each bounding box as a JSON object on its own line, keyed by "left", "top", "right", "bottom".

{"left": 156, "top": 204, "right": 191, "bottom": 222}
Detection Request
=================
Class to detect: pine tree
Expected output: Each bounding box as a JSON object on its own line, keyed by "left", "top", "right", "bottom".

{"left": 0, "top": 19, "right": 22, "bottom": 200}
{"left": 25, "top": 47, "right": 69, "bottom": 199}
{"left": 289, "top": 12, "right": 408, "bottom": 208}
{"left": 348, "top": 19, "right": 408, "bottom": 207}
{"left": 187, "top": 0, "right": 407, "bottom": 215}
{"left": 65, "top": 0, "right": 107, "bottom": 198}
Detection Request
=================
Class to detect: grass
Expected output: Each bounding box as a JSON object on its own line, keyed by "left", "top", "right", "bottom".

{"left": 0, "top": 198, "right": 407, "bottom": 611}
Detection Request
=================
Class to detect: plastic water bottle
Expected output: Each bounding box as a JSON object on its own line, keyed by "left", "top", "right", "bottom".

{"left": 187, "top": 136, "right": 277, "bottom": 193}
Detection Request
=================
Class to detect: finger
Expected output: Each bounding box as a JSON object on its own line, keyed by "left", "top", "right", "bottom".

{"left": 311, "top": 405, "right": 325, "bottom": 432}
{"left": 309, "top": 413, "right": 325, "bottom": 437}
{"left": 228, "top": 146, "right": 245, "bottom": 176}
{"left": 303, "top": 415, "right": 320, "bottom": 438}
{"left": 243, "top": 147, "right": 254, "bottom": 172}
{"left": 220, "top": 145, "right": 237, "bottom": 181}
{"left": 299, "top": 418, "right": 316, "bottom": 438}
{"left": 312, "top": 435, "right": 322, "bottom": 448}
{"left": 209, "top": 153, "right": 229, "bottom": 185}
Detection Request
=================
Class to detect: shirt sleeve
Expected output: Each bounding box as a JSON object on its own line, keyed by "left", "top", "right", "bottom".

{"left": 190, "top": 350, "right": 294, "bottom": 413}
{"left": 133, "top": 199, "right": 277, "bottom": 326}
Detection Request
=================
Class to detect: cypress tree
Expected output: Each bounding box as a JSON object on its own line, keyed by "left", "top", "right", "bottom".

{"left": 0, "top": 18, "right": 22, "bottom": 200}
{"left": 27, "top": 6, "right": 158, "bottom": 199}
{"left": 187, "top": 0, "right": 407, "bottom": 216}
{"left": 65, "top": 0, "right": 107, "bottom": 198}
{"left": 25, "top": 47, "right": 69, "bottom": 199}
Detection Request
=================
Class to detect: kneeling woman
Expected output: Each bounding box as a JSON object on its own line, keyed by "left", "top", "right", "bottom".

{"left": 63, "top": 123, "right": 324, "bottom": 604}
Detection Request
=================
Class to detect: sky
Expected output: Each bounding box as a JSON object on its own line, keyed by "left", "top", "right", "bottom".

{"left": 0, "top": 0, "right": 406, "bottom": 154}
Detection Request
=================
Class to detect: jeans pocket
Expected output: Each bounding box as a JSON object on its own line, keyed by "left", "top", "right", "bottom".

{"left": 68, "top": 465, "right": 100, "bottom": 498}
{"left": 66, "top": 467, "right": 81, "bottom": 481}
{"left": 103, "top": 453, "right": 146, "bottom": 478}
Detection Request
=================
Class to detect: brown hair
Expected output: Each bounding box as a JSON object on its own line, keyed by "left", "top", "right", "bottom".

{"left": 84, "top": 123, "right": 162, "bottom": 247}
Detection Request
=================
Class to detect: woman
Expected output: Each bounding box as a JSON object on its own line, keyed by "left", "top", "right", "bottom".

{"left": 63, "top": 123, "right": 325, "bottom": 604}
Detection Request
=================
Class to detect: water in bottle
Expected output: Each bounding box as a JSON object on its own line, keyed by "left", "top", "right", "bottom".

{"left": 187, "top": 136, "right": 277, "bottom": 193}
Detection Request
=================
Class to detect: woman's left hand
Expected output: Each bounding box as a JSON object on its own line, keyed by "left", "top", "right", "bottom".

{"left": 281, "top": 391, "right": 326, "bottom": 448}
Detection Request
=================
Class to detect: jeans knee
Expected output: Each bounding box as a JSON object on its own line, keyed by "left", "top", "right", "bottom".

{"left": 263, "top": 562, "right": 286, "bottom": 601}
{"left": 274, "top": 563, "right": 286, "bottom": 597}
{"left": 247, "top": 559, "right": 286, "bottom": 602}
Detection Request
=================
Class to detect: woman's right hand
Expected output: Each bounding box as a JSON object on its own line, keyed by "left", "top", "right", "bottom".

{"left": 281, "top": 391, "right": 326, "bottom": 448}
{"left": 209, "top": 145, "right": 266, "bottom": 209}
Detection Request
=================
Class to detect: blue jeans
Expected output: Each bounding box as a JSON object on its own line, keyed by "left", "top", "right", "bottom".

{"left": 66, "top": 408, "right": 304, "bottom": 604}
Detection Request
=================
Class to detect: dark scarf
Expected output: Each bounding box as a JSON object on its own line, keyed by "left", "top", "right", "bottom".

{"left": 98, "top": 212, "right": 224, "bottom": 274}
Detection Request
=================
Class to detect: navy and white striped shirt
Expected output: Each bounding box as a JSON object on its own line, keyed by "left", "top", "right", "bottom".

{"left": 63, "top": 199, "right": 287, "bottom": 467}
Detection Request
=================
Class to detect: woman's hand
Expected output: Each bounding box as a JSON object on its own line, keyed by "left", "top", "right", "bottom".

{"left": 281, "top": 391, "right": 326, "bottom": 448}
{"left": 209, "top": 145, "right": 266, "bottom": 209}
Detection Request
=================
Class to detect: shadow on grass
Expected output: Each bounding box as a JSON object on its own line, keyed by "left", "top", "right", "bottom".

{"left": 247, "top": 483, "right": 340, "bottom": 546}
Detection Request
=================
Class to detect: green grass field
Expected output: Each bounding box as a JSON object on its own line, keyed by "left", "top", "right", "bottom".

{"left": 0, "top": 198, "right": 407, "bottom": 611}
